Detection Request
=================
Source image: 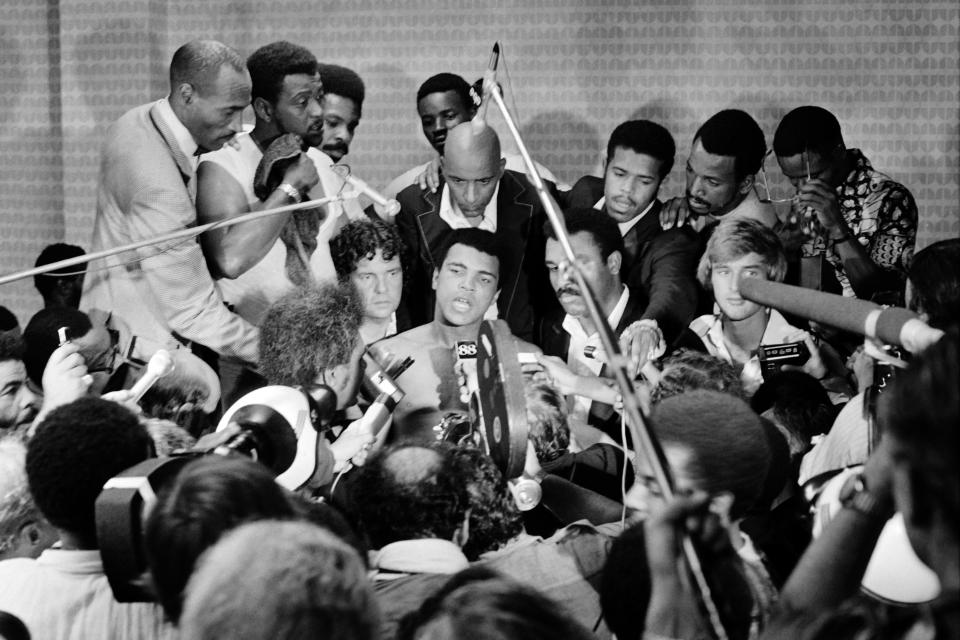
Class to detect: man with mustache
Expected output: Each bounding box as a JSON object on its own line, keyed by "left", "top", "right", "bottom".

{"left": 373, "top": 228, "right": 540, "bottom": 443}
{"left": 316, "top": 63, "right": 364, "bottom": 165}
{"left": 0, "top": 335, "right": 39, "bottom": 440}
{"left": 659, "top": 109, "right": 780, "bottom": 234}
{"left": 536, "top": 209, "right": 653, "bottom": 443}
{"left": 566, "top": 120, "right": 700, "bottom": 343}
{"left": 394, "top": 122, "right": 553, "bottom": 341}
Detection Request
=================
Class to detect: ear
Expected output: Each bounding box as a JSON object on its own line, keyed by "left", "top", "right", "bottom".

{"left": 496, "top": 157, "right": 506, "bottom": 178}
{"left": 177, "top": 82, "right": 195, "bottom": 105}
{"left": 252, "top": 96, "right": 273, "bottom": 123}
{"left": 606, "top": 250, "right": 622, "bottom": 276}
{"left": 17, "top": 521, "right": 44, "bottom": 552}
{"left": 737, "top": 173, "right": 755, "bottom": 195}
{"left": 452, "top": 508, "right": 471, "bottom": 548}
{"left": 432, "top": 267, "right": 440, "bottom": 291}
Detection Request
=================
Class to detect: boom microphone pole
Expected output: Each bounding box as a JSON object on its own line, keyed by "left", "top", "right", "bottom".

{"left": 481, "top": 61, "right": 729, "bottom": 640}
{"left": 0, "top": 193, "right": 356, "bottom": 287}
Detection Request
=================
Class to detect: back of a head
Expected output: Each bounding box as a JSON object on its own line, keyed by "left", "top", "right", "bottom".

{"left": 180, "top": 520, "right": 378, "bottom": 640}
{"left": 246, "top": 40, "right": 318, "bottom": 103}
{"left": 0, "top": 307, "right": 18, "bottom": 336}
{"left": 546, "top": 207, "right": 625, "bottom": 262}
{"left": 260, "top": 283, "right": 363, "bottom": 387}
{"left": 22, "top": 306, "right": 93, "bottom": 386}
{"left": 446, "top": 444, "right": 523, "bottom": 560}
{"left": 145, "top": 455, "right": 298, "bottom": 623}
{"left": 33, "top": 243, "right": 86, "bottom": 297}
{"left": 652, "top": 349, "right": 745, "bottom": 403}
{"left": 169, "top": 40, "right": 245, "bottom": 96}
{"left": 409, "top": 576, "right": 593, "bottom": 640}
{"left": 319, "top": 63, "right": 365, "bottom": 113}
{"left": 26, "top": 397, "right": 151, "bottom": 544}
{"left": 607, "top": 119, "right": 676, "bottom": 178}
{"left": 416, "top": 72, "right": 473, "bottom": 111}
{"left": 330, "top": 219, "right": 407, "bottom": 279}
{"left": 772, "top": 105, "right": 844, "bottom": 158}
{"left": 695, "top": 109, "right": 766, "bottom": 182}
{"left": 907, "top": 238, "right": 960, "bottom": 330}
{"left": 697, "top": 217, "right": 788, "bottom": 290}
{"left": 752, "top": 370, "right": 836, "bottom": 444}
{"left": 880, "top": 327, "right": 959, "bottom": 529}
{"left": 352, "top": 443, "right": 469, "bottom": 549}
{"left": 0, "top": 333, "right": 25, "bottom": 368}
{"left": 651, "top": 390, "right": 770, "bottom": 520}
{"left": 524, "top": 380, "right": 571, "bottom": 463}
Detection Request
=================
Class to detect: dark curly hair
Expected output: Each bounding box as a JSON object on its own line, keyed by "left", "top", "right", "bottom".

{"left": 652, "top": 349, "right": 745, "bottom": 404}
{"left": 524, "top": 381, "right": 570, "bottom": 463}
{"left": 329, "top": 219, "right": 409, "bottom": 282}
{"left": 351, "top": 443, "right": 473, "bottom": 550}
{"left": 0, "top": 332, "right": 25, "bottom": 363}
{"left": 416, "top": 72, "right": 473, "bottom": 112}
{"left": 260, "top": 283, "right": 363, "bottom": 388}
{"left": 318, "top": 63, "right": 365, "bottom": 114}
{"left": 695, "top": 109, "right": 767, "bottom": 183}
{"left": 246, "top": 41, "right": 318, "bottom": 104}
{"left": 144, "top": 455, "right": 298, "bottom": 623}
{"left": 448, "top": 444, "right": 523, "bottom": 560}
{"left": 26, "top": 397, "right": 152, "bottom": 543}
{"left": 22, "top": 306, "right": 93, "bottom": 385}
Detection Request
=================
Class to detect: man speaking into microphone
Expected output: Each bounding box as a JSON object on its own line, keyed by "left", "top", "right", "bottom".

{"left": 373, "top": 229, "right": 540, "bottom": 443}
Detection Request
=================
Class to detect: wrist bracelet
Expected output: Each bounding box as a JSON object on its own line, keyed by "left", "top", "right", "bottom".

{"left": 277, "top": 183, "right": 301, "bottom": 203}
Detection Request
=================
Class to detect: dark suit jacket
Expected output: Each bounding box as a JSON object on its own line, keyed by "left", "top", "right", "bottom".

{"left": 567, "top": 176, "right": 700, "bottom": 343}
{"left": 395, "top": 170, "right": 554, "bottom": 340}
{"left": 536, "top": 285, "right": 648, "bottom": 440}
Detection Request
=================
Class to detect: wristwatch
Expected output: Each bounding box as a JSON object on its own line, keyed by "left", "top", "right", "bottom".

{"left": 277, "top": 183, "right": 302, "bottom": 203}
{"left": 838, "top": 471, "right": 889, "bottom": 520}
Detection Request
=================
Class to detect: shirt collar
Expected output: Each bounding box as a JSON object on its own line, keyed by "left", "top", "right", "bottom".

{"left": 439, "top": 182, "right": 499, "bottom": 232}
{"left": 156, "top": 97, "right": 200, "bottom": 169}
{"left": 373, "top": 538, "right": 469, "bottom": 577}
{"left": 594, "top": 196, "right": 655, "bottom": 236}
{"left": 562, "top": 285, "right": 630, "bottom": 339}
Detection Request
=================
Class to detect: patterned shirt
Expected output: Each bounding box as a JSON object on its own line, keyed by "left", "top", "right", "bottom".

{"left": 801, "top": 149, "right": 917, "bottom": 297}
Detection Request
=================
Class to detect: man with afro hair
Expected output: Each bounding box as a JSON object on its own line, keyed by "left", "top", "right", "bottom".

{"left": 0, "top": 397, "right": 171, "bottom": 639}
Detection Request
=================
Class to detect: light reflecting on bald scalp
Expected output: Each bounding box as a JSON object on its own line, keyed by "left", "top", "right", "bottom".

{"left": 441, "top": 123, "right": 505, "bottom": 219}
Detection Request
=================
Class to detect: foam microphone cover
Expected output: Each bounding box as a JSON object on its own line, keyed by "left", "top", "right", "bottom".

{"left": 229, "top": 404, "right": 298, "bottom": 475}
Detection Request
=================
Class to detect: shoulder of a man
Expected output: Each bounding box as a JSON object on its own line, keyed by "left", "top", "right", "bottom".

{"left": 566, "top": 175, "right": 605, "bottom": 209}
{"left": 101, "top": 102, "right": 186, "bottom": 197}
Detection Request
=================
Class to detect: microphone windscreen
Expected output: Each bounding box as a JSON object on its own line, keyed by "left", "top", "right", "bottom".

{"left": 229, "top": 404, "right": 298, "bottom": 475}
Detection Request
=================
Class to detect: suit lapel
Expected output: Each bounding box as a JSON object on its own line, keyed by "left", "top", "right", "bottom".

{"left": 495, "top": 172, "right": 534, "bottom": 317}
{"left": 414, "top": 187, "right": 443, "bottom": 268}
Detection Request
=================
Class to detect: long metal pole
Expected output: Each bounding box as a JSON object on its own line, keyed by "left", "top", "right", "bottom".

{"left": 0, "top": 194, "right": 353, "bottom": 287}
{"left": 487, "top": 77, "right": 729, "bottom": 640}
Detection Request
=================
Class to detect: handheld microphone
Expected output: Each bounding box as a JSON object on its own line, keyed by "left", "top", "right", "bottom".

{"left": 336, "top": 170, "right": 401, "bottom": 218}
{"left": 128, "top": 349, "right": 174, "bottom": 403}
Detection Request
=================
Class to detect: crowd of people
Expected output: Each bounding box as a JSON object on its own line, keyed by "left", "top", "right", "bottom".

{"left": 0, "top": 38, "right": 957, "bottom": 640}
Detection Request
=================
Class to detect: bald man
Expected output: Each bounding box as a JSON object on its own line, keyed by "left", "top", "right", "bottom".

{"left": 395, "top": 122, "right": 554, "bottom": 340}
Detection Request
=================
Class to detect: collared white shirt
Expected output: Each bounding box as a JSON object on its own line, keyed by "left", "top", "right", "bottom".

{"left": 439, "top": 183, "right": 500, "bottom": 232}
{"left": 372, "top": 538, "right": 469, "bottom": 580}
{"left": 594, "top": 196, "right": 655, "bottom": 237}
{"left": 690, "top": 306, "right": 801, "bottom": 396}
{"left": 155, "top": 97, "right": 199, "bottom": 170}
{"left": 562, "top": 286, "right": 630, "bottom": 415}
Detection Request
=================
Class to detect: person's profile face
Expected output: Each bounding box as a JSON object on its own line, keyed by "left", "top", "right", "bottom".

{"left": 320, "top": 94, "right": 361, "bottom": 162}
{"left": 603, "top": 147, "right": 665, "bottom": 223}
{"left": 710, "top": 251, "right": 769, "bottom": 322}
{"left": 685, "top": 138, "right": 744, "bottom": 217}
{"left": 624, "top": 443, "right": 697, "bottom": 518}
{"left": 185, "top": 66, "right": 251, "bottom": 152}
{"left": 545, "top": 232, "right": 619, "bottom": 318}
{"left": 350, "top": 250, "right": 403, "bottom": 322}
{"left": 270, "top": 72, "right": 325, "bottom": 149}
{"left": 432, "top": 243, "right": 499, "bottom": 327}
{"left": 0, "top": 360, "right": 38, "bottom": 432}
{"left": 418, "top": 91, "right": 472, "bottom": 154}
